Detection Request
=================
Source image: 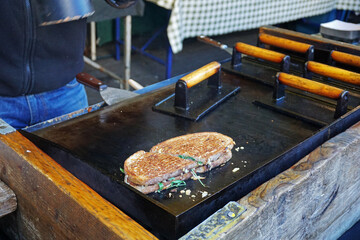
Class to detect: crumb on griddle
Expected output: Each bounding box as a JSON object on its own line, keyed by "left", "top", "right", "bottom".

{"left": 201, "top": 191, "right": 208, "bottom": 198}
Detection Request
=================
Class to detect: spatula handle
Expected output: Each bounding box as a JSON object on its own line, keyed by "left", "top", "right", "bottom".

{"left": 306, "top": 61, "right": 360, "bottom": 86}
{"left": 259, "top": 33, "right": 313, "bottom": 54}
{"left": 331, "top": 50, "right": 360, "bottom": 68}
{"left": 197, "top": 36, "right": 228, "bottom": 50}
{"left": 76, "top": 72, "right": 107, "bottom": 91}
{"left": 277, "top": 72, "right": 344, "bottom": 99}
{"left": 180, "top": 61, "right": 221, "bottom": 88}
{"left": 235, "top": 42, "right": 287, "bottom": 64}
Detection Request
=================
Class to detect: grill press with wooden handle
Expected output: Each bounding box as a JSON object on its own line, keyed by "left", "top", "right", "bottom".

{"left": 274, "top": 72, "right": 349, "bottom": 119}
{"left": 258, "top": 33, "right": 314, "bottom": 61}
{"left": 174, "top": 61, "right": 221, "bottom": 109}
{"left": 330, "top": 50, "right": 360, "bottom": 68}
{"left": 304, "top": 61, "right": 360, "bottom": 86}
{"left": 153, "top": 61, "right": 240, "bottom": 121}
{"left": 232, "top": 42, "right": 290, "bottom": 73}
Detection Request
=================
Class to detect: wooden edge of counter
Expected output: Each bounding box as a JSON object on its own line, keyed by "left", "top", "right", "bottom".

{"left": 0, "top": 180, "right": 17, "bottom": 218}
{"left": 219, "top": 115, "right": 360, "bottom": 239}
{"left": 0, "top": 130, "right": 156, "bottom": 240}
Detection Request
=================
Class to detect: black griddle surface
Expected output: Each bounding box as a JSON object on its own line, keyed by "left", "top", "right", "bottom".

{"left": 24, "top": 70, "right": 360, "bottom": 239}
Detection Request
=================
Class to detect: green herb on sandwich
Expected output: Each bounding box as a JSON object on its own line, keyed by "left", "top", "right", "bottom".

{"left": 190, "top": 169, "right": 207, "bottom": 188}
{"left": 156, "top": 180, "right": 186, "bottom": 193}
{"left": 178, "top": 155, "right": 203, "bottom": 165}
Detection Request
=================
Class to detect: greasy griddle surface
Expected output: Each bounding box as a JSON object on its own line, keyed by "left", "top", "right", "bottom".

{"left": 32, "top": 71, "right": 319, "bottom": 214}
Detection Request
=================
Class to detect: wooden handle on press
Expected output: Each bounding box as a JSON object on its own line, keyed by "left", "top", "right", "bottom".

{"left": 180, "top": 61, "right": 221, "bottom": 88}
{"left": 235, "top": 42, "right": 287, "bottom": 63}
{"left": 306, "top": 61, "right": 360, "bottom": 86}
{"left": 331, "top": 50, "right": 360, "bottom": 68}
{"left": 259, "top": 33, "right": 312, "bottom": 54}
{"left": 278, "top": 72, "right": 344, "bottom": 99}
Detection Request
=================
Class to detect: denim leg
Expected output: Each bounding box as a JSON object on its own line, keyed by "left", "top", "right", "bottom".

{"left": 0, "top": 95, "right": 31, "bottom": 129}
{"left": 31, "top": 79, "right": 88, "bottom": 125}
{"left": 0, "top": 79, "right": 88, "bottom": 129}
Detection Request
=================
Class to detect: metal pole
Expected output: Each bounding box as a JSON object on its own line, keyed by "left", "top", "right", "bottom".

{"left": 124, "top": 15, "right": 132, "bottom": 90}
{"left": 90, "top": 21, "right": 97, "bottom": 61}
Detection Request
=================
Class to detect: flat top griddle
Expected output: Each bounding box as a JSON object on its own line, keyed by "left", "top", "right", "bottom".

{"left": 22, "top": 66, "right": 360, "bottom": 239}
{"left": 21, "top": 26, "right": 360, "bottom": 239}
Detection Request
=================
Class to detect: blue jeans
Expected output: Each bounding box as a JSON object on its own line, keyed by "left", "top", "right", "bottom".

{"left": 0, "top": 79, "right": 88, "bottom": 129}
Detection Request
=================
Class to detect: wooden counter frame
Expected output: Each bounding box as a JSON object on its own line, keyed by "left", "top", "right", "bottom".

{"left": 0, "top": 123, "right": 156, "bottom": 239}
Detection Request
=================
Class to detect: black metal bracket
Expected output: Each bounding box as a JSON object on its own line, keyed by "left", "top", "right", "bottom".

{"left": 328, "top": 50, "right": 336, "bottom": 67}
{"left": 306, "top": 46, "right": 315, "bottom": 62}
{"left": 335, "top": 91, "right": 349, "bottom": 119}
{"left": 303, "top": 61, "right": 312, "bottom": 79}
{"left": 231, "top": 47, "right": 242, "bottom": 68}
{"left": 280, "top": 55, "right": 290, "bottom": 73}
{"left": 174, "top": 69, "right": 222, "bottom": 110}
{"left": 273, "top": 73, "right": 286, "bottom": 101}
{"left": 256, "top": 35, "right": 264, "bottom": 48}
{"left": 174, "top": 80, "right": 189, "bottom": 110}
{"left": 207, "top": 68, "right": 222, "bottom": 89}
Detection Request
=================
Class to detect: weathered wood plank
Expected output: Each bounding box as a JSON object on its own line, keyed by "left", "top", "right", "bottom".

{"left": 0, "top": 129, "right": 156, "bottom": 240}
{"left": 218, "top": 120, "right": 360, "bottom": 240}
{"left": 0, "top": 180, "right": 17, "bottom": 218}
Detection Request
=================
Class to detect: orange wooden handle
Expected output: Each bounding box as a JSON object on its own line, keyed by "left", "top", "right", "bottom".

{"left": 180, "top": 61, "right": 221, "bottom": 88}
{"left": 307, "top": 61, "right": 360, "bottom": 86}
{"left": 235, "top": 42, "right": 286, "bottom": 63}
{"left": 331, "top": 50, "right": 360, "bottom": 68}
{"left": 278, "top": 72, "right": 344, "bottom": 99}
{"left": 259, "top": 33, "right": 312, "bottom": 54}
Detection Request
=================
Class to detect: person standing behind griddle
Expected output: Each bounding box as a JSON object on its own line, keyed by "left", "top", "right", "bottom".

{"left": 0, "top": 0, "right": 136, "bottom": 129}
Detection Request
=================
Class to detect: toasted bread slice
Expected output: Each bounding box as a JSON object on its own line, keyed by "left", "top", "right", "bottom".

{"left": 124, "top": 150, "right": 198, "bottom": 186}
{"left": 124, "top": 132, "right": 235, "bottom": 194}
{"left": 150, "top": 132, "right": 235, "bottom": 167}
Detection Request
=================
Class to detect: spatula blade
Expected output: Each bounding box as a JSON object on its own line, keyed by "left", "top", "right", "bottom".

{"left": 101, "top": 87, "right": 139, "bottom": 105}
